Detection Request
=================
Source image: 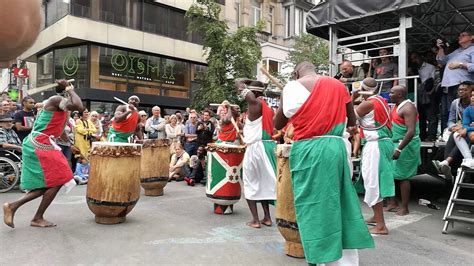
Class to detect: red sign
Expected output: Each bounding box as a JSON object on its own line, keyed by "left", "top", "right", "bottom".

{"left": 13, "top": 68, "right": 28, "bottom": 78}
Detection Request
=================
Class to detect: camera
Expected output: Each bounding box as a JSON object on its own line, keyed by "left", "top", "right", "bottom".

{"left": 333, "top": 73, "right": 343, "bottom": 79}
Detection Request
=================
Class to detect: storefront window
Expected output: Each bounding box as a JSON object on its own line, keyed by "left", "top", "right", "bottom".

{"left": 54, "top": 46, "right": 89, "bottom": 89}
{"left": 90, "top": 45, "right": 191, "bottom": 98}
{"left": 37, "top": 52, "right": 54, "bottom": 87}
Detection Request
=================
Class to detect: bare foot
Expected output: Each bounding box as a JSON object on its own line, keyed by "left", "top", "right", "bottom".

{"left": 3, "top": 203, "right": 15, "bottom": 228}
{"left": 260, "top": 219, "right": 272, "bottom": 227}
{"left": 246, "top": 221, "right": 261, "bottom": 228}
{"left": 383, "top": 205, "right": 400, "bottom": 212}
{"left": 396, "top": 208, "right": 409, "bottom": 216}
{"left": 370, "top": 225, "right": 389, "bottom": 235}
{"left": 30, "top": 219, "right": 57, "bottom": 228}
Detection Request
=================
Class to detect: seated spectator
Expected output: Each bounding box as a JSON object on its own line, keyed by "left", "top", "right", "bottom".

{"left": 184, "top": 145, "right": 207, "bottom": 186}
{"left": 169, "top": 142, "right": 190, "bottom": 182}
{"left": 73, "top": 156, "right": 90, "bottom": 185}
{"left": 0, "top": 115, "right": 22, "bottom": 152}
{"left": 0, "top": 100, "right": 11, "bottom": 117}
{"left": 433, "top": 81, "right": 473, "bottom": 180}
{"left": 436, "top": 30, "right": 474, "bottom": 131}
{"left": 452, "top": 90, "right": 474, "bottom": 165}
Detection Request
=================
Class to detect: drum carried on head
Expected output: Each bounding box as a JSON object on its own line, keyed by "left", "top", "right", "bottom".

{"left": 205, "top": 143, "right": 245, "bottom": 215}
{"left": 136, "top": 139, "right": 170, "bottom": 196}
{"left": 86, "top": 142, "right": 142, "bottom": 224}
{"left": 275, "top": 144, "right": 305, "bottom": 258}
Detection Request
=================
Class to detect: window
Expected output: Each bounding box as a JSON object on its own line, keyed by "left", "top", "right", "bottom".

{"left": 45, "top": 0, "right": 70, "bottom": 27}
{"left": 269, "top": 6, "right": 274, "bottom": 34}
{"left": 285, "top": 7, "right": 291, "bottom": 38}
{"left": 250, "top": 0, "right": 261, "bottom": 26}
{"left": 98, "top": 0, "right": 142, "bottom": 29}
{"left": 268, "top": 60, "right": 280, "bottom": 74}
{"left": 54, "top": 46, "right": 89, "bottom": 89}
{"left": 235, "top": 1, "right": 241, "bottom": 27}
{"left": 71, "top": 0, "right": 91, "bottom": 18}
{"left": 143, "top": 2, "right": 168, "bottom": 36}
{"left": 37, "top": 52, "right": 54, "bottom": 87}
{"left": 295, "top": 8, "right": 304, "bottom": 36}
{"left": 90, "top": 45, "right": 191, "bottom": 98}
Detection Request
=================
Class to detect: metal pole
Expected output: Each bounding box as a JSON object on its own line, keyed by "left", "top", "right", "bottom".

{"left": 329, "top": 26, "right": 338, "bottom": 77}
{"left": 399, "top": 14, "right": 408, "bottom": 87}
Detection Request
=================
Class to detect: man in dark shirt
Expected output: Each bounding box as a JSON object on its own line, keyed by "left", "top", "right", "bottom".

{"left": 14, "top": 96, "right": 35, "bottom": 141}
{"left": 196, "top": 110, "right": 215, "bottom": 147}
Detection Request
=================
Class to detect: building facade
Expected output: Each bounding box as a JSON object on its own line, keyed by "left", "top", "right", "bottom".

{"left": 224, "top": 0, "right": 316, "bottom": 84}
{"left": 22, "top": 0, "right": 315, "bottom": 113}
{"left": 23, "top": 0, "right": 213, "bottom": 114}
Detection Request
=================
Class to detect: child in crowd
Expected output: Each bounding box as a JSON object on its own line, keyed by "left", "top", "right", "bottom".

{"left": 74, "top": 156, "right": 90, "bottom": 185}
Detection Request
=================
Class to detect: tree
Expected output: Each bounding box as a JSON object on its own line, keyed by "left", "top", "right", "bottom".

{"left": 286, "top": 33, "right": 329, "bottom": 75}
{"left": 186, "top": 0, "right": 262, "bottom": 110}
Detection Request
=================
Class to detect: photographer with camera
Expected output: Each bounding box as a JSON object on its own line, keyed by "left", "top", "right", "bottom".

{"left": 74, "top": 109, "right": 96, "bottom": 159}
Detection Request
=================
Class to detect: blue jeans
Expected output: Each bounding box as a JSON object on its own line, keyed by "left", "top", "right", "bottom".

{"left": 441, "top": 85, "right": 458, "bottom": 132}
{"left": 184, "top": 141, "right": 198, "bottom": 156}
{"left": 59, "top": 145, "right": 72, "bottom": 168}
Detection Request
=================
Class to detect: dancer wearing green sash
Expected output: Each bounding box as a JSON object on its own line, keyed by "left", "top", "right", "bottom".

{"left": 3, "top": 80, "right": 83, "bottom": 228}
{"left": 387, "top": 85, "right": 421, "bottom": 216}
{"left": 274, "top": 62, "right": 374, "bottom": 265}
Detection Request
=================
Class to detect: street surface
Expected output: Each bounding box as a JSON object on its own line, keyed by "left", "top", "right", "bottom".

{"left": 1, "top": 175, "right": 473, "bottom": 265}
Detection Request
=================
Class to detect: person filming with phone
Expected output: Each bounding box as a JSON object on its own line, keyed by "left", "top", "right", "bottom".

{"left": 437, "top": 31, "right": 474, "bottom": 132}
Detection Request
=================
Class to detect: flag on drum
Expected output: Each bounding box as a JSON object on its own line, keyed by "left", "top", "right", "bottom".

{"left": 205, "top": 144, "right": 245, "bottom": 215}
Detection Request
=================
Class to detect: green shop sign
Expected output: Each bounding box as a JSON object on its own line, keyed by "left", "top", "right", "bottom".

{"left": 99, "top": 51, "right": 186, "bottom": 86}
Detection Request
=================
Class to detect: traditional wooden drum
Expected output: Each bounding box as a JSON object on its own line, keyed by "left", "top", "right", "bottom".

{"left": 205, "top": 143, "right": 246, "bottom": 215}
{"left": 136, "top": 139, "right": 170, "bottom": 196}
{"left": 86, "top": 142, "right": 142, "bottom": 224}
{"left": 275, "top": 144, "right": 305, "bottom": 258}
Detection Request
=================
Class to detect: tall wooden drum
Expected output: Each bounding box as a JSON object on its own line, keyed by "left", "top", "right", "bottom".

{"left": 206, "top": 143, "right": 245, "bottom": 215}
{"left": 137, "top": 139, "right": 170, "bottom": 196}
{"left": 87, "top": 142, "right": 142, "bottom": 224}
{"left": 275, "top": 144, "right": 305, "bottom": 258}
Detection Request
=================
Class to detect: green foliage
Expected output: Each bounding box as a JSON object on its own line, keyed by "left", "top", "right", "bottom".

{"left": 287, "top": 33, "right": 329, "bottom": 74}
{"left": 186, "top": 0, "right": 262, "bottom": 110}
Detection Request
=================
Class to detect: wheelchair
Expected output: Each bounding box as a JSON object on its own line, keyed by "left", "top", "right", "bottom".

{"left": 0, "top": 149, "right": 22, "bottom": 193}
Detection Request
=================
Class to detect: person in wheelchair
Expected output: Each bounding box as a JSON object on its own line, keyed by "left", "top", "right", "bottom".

{"left": 0, "top": 115, "right": 22, "bottom": 155}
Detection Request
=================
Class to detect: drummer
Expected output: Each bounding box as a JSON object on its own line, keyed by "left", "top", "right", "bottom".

{"left": 236, "top": 79, "right": 277, "bottom": 229}
{"left": 216, "top": 100, "right": 241, "bottom": 144}
{"left": 3, "top": 80, "right": 84, "bottom": 228}
{"left": 107, "top": 95, "right": 143, "bottom": 143}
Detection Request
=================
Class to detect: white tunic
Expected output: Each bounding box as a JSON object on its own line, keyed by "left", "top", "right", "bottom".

{"left": 242, "top": 116, "right": 276, "bottom": 200}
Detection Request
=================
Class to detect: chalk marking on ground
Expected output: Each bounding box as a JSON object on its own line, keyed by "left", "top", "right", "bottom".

{"left": 52, "top": 195, "right": 86, "bottom": 205}
{"left": 146, "top": 223, "right": 284, "bottom": 245}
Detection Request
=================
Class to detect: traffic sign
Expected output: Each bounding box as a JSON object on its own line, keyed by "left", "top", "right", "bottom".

{"left": 12, "top": 68, "right": 28, "bottom": 78}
